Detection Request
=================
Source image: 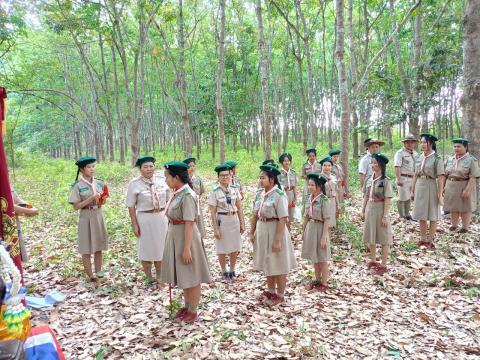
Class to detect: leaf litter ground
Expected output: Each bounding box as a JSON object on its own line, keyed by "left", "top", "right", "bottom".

{"left": 17, "top": 173, "right": 480, "bottom": 359}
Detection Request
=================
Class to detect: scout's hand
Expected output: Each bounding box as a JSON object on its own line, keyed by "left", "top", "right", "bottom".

{"left": 272, "top": 240, "right": 282, "bottom": 253}
{"left": 182, "top": 248, "right": 192, "bottom": 264}
{"left": 214, "top": 229, "right": 221, "bottom": 240}
{"left": 381, "top": 216, "right": 388, "bottom": 227}
{"left": 320, "top": 238, "right": 327, "bottom": 249}
{"left": 249, "top": 232, "right": 255, "bottom": 244}
{"left": 240, "top": 223, "right": 245, "bottom": 234}
{"left": 410, "top": 191, "right": 415, "bottom": 201}
{"left": 25, "top": 207, "right": 39, "bottom": 217}
{"left": 91, "top": 193, "right": 101, "bottom": 204}
{"left": 462, "top": 188, "right": 471, "bottom": 199}
{"left": 438, "top": 194, "right": 444, "bottom": 206}
{"left": 133, "top": 224, "right": 141, "bottom": 237}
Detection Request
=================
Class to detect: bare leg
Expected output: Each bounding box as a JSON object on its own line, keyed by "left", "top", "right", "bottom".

{"left": 185, "top": 285, "right": 201, "bottom": 313}
{"left": 266, "top": 276, "right": 275, "bottom": 293}
{"left": 381, "top": 245, "right": 389, "bottom": 266}
{"left": 428, "top": 221, "right": 437, "bottom": 242}
{"left": 450, "top": 212, "right": 460, "bottom": 228}
{"left": 218, "top": 254, "right": 227, "bottom": 272}
{"left": 81, "top": 255, "right": 94, "bottom": 279}
{"left": 368, "top": 244, "right": 376, "bottom": 262}
{"left": 275, "top": 274, "right": 287, "bottom": 297}
{"left": 93, "top": 251, "right": 102, "bottom": 273}
{"left": 228, "top": 252, "right": 238, "bottom": 272}
{"left": 460, "top": 212, "right": 472, "bottom": 229}
{"left": 141, "top": 261, "right": 153, "bottom": 280}
{"left": 313, "top": 262, "right": 322, "bottom": 282}
{"left": 419, "top": 220, "right": 427, "bottom": 241}
{"left": 319, "top": 262, "right": 329, "bottom": 286}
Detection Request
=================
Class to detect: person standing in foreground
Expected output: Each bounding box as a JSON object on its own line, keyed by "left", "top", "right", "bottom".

{"left": 278, "top": 153, "right": 298, "bottom": 230}
{"left": 443, "top": 138, "right": 480, "bottom": 233}
{"left": 68, "top": 156, "right": 109, "bottom": 282}
{"left": 249, "top": 164, "right": 297, "bottom": 306}
{"left": 393, "top": 135, "right": 419, "bottom": 220}
{"left": 160, "top": 161, "right": 211, "bottom": 323}
{"left": 126, "top": 156, "right": 169, "bottom": 286}
{"left": 208, "top": 163, "right": 245, "bottom": 281}
{"left": 358, "top": 139, "right": 385, "bottom": 188}
{"left": 301, "top": 173, "right": 331, "bottom": 291}
{"left": 411, "top": 134, "right": 445, "bottom": 248}
{"left": 184, "top": 157, "right": 206, "bottom": 239}
{"left": 361, "top": 154, "right": 393, "bottom": 275}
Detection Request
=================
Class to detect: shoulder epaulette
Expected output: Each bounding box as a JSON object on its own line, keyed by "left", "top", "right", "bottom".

{"left": 290, "top": 169, "right": 297, "bottom": 174}
{"left": 385, "top": 175, "right": 391, "bottom": 180}
{"left": 70, "top": 180, "right": 79, "bottom": 188}
{"left": 435, "top": 153, "right": 441, "bottom": 159}
{"left": 320, "top": 194, "right": 328, "bottom": 201}
{"left": 276, "top": 188, "right": 285, "bottom": 195}
{"left": 470, "top": 155, "right": 478, "bottom": 161}
{"left": 213, "top": 185, "right": 220, "bottom": 192}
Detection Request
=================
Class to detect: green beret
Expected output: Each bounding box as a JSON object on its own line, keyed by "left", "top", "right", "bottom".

{"left": 307, "top": 173, "right": 328, "bottom": 184}
{"left": 135, "top": 156, "right": 156, "bottom": 167}
{"left": 363, "top": 138, "right": 372, "bottom": 146}
{"left": 305, "top": 148, "right": 317, "bottom": 155}
{"left": 420, "top": 133, "right": 439, "bottom": 142}
{"left": 164, "top": 161, "right": 189, "bottom": 172}
{"left": 262, "top": 159, "right": 275, "bottom": 165}
{"left": 279, "top": 152, "right": 292, "bottom": 163}
{"left": 75, "top": 156, "right": 96, "bottom": 167}
{"left": 224, "top": 160, "right": 238, "bottom": 168}
{"left": 182, "top": 157, "right": 196, "bottom": 165}
{"left": 259, "top": 164, "right": 280, "bottom": 176}
{"left": 451, "top": 137, "right": 468, "bottom": 146}
{"left": 372, "top": 153, "right": 389, "bottom": 164}
{"left": 319, "top": 156, "right": 333, "bottom": 165}
{"left": 214, "top": 163, "right": 231, "bottom": 173}
{"left": 328, "top": 149, "right": 341, "bottom": 156}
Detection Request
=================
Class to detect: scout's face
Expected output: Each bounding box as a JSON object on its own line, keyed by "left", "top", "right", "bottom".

{"left": 282, "top": 157, "right": 291, "bottom": 169}
{"left": 140, "top": 162, "right": 155, "bottom": 178}
{"left": 164, "top": 169, "right": 181, "bottom": 189}
{"left": 307, "top": 152, "right": 316, "bottom": 162}
{"left": 218, "top": 170, "right": 231, "bottom": 186}
{"left": 187, "top": 162, "right": 196, "bottom": 175}
{"left": 259, "top": 171, "right": 273, "bottom": 189}
{"left": 322, "top": 161, "right": 332, "bottom": 174}
{"left": 81, "top": 163, "right": 96, "bottom": 178}
{"left": 331, "top": 154, "right": 339, "bottom": 163}
{"left": 404, "top": 140, "right": 416, "bottom": 151}
{"left": 368, "top": 144, "right": 380, "bottom": 154}
{"left": 307, "top": 179, "right": 318, "bottom": 194}
{"left": 371, "top": 158, "right": 380, "bottom": 173}
{"left": 453, "top": 143, "right": 467, "bottom": 156}
{"left": 420, "top": 137, "right": 430, "bottom": 152}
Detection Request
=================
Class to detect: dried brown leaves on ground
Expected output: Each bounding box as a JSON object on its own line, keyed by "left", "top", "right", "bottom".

{"left": 20, "top": 177, "right": 480, "bottom": 359}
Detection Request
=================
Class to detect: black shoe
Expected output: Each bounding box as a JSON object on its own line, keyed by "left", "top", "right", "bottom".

{"left": 229, "top": 271, "right": 236, "bottom": 280}
{"left": 222, "top": 272, "right": 230, "bottom": 281}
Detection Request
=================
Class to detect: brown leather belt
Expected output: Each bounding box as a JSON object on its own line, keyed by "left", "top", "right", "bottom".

{"left": 218, "top": 211, "right": 237, "bottom": 216}
{"left": 258, "top": 217, "right": 279, "bottom": 222}
{"left": 84, "top": 205, "right": 101, "bottom": 210}
{"left": 141, "top": 208, "right": 165, "bottom": 213}
{"left": 448, "top": 177, "right": 468, "bottom": 182}
{"left": 309, "top": 219, "right": 324, "bottom": 223}
{"left": 169, "top": 219, "right": 185, "bottom": 225}
{"left": 401, "top": 174, "right": 414, "bottom": 178}
{"left": 369, "top": 199, "right": 385, "bottom": 203}
{"left": 419, "top": 175, "right": 435, "bottom": 179}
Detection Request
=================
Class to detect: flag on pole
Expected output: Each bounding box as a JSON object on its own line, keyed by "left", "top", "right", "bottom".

{"left": 0, "top": 86, "right": 23, "bottom": 282}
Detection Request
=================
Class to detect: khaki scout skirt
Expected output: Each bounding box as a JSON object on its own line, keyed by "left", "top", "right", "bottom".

{"left": 216, "top": 214, "right": 242, "bottom": 255}
{"left": 160, "top": 222, "right": 212, "bottom": 289}
{"left": 253, "top": 220, "right": 297, "bottom": 276}
{"left": 413, "top": 178, "right": 441, "bottom": 221}
{"left": 197, "top": 203, "right": 207, "bottom": 238}
{"left": 285, "top": 188, "right": 296, "bottom": 222}
{"left": 136, "top": 211, "right": 167, "bottom": 261}
{"left": 398, "top": 176, "right": 413, "bottom": 202}
{"left": 363, "top": 201, "right": 393, "bottom": 246}
{"left": 444, "top": 179, "right": 477, "bottom": 213}
{"left": 78, "top": 208, "right": 108, "bottom": 255}
{"left": 301, "top": 220, "right": 331, "bottom": 262}
{"left": 327, "top": 198, "right": 337, "bottom": 228}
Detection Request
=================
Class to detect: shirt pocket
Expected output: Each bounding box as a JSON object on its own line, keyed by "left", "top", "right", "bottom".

{"left": 260, "top": 199, "right": 276, "bottom": 218}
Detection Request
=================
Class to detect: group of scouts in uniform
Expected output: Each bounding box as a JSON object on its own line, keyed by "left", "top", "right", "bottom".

{"left": 67, "top": 133, "right": 479, "bottom": 322}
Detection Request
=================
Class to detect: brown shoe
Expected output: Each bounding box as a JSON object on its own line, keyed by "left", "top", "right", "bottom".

{"left": 375, "top": 265, "right": 388, "bottom": 276}
{"left": 367, "top": 261, "right": 379, "bottom": 269}
{"left": 174, "top": 307, "right": 188, "bottom": 321}
{"left": 448, "top": 225, "right": 457, "bottom": 232}
{"left": 265, "top": 294, "right": 284, "bottom": 306}
{"left": 258, "top": 290, "right": 275, "bottom": 301}
{"left": 315, "top": 283, "right": 329, "bottom": 292}
{"left": 458, "top": 228, "right": 469, "bottom": 234}
{"left": 182, "top": 311, "right": 198, "bottom": 323}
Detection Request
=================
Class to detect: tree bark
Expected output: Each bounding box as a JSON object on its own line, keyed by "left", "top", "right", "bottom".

{"left": 216, "top": 0, "right": 227, "bottom": 162}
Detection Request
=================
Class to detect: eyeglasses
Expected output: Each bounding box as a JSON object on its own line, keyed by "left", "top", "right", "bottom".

{"left": 219, "top": 174, "right": 231, "bottom": 178}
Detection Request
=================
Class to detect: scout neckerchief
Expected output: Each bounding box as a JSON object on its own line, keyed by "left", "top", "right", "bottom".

{"left": 165, "top": 183, "right": 189, "bottom": 213}
{"left": 218, "top": 184, "right": 234, "bottom": 211}
{"left": 258, "top": 185, "right": 278, "bottom": 215}
{"left": 140, "top": 175, "right": 160, "bottom": 210}
{"left": 420, "top": 151, "right": 435, "bottom": 173}
{"left": 369, "top": 174, "right": 382, "bottom": 200}
{"left": 80, "top": 176, "right": 98, "bottom": 195}
{"left": 404, "top": 148, "right": 416, "bottom": 172}
{"left": 309, "top": 193, "right": 323, "bottom": 217}
{"left": 306, "top": 160, "right": 315, "bottom": 172}
{"left": 281, "top": 167, "right": 292, "bottom": 189}
{"left": 454, "top": 152, "right": 469, "bottom": 171}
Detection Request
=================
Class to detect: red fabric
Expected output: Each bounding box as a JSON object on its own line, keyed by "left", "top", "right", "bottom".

{"left": 0, "top": 86, "right": 23, "bottom": 282}
{"left": 28, "top": 325, "right": 66, "bottom": 360}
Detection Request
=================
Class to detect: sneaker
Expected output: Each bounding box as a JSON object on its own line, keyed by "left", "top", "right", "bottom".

{"left": 182, "top": 311, "right": 198, "bottom": 323}
{"left": 265, "top": 294, "right": 285, "bottom": 306}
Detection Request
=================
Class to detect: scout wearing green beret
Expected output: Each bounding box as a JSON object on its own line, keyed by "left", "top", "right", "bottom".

{"left": 126, "top": 156, "right": 169, "bottom": 286}
{"left": 208, "top": 163, "right": 246, "bottom": 281}
{"left": 160, "top": 161, "right": 211, "bottom": 323}
{"left": 319, "top": 156, "right": 340, "bottom": 228}
{"left": 443, "top": 138, "right": 480, "bottom": 233}
{"left": 262, "top": 159, "right": 275, "bottom": 165}
{"left": 358, "top": 139, "right": 385, "bottom": 188}
{"left": 301, "top": 148, "right": 323, "bottom": 214}
{"left": 302, "top": 173, "right": 331, "bottom": 291}
{"left": 250, "top": 163, "right": 297, "bottom": 306}
{"left": 224, "top": 160, "right": 244, "bottom": 199}
{"left": 360, "top": 153, "right": 393, "bottom": 275}
{"left": 278, "top": 153, "right": 298, "bottom": 230}
{"left": 329, "top": 149, "right": 348, "bottom": 202}
{"left": 183, "top": 157, "right": 207, "bottom": 239}
{"left": 68, "top": 156, "right": 109, "bottom": 282}
{"left": 393, "top": 135, "right": 419, "bottom": 220}
{"left": 411, "top": 134, "right": 445, "bottom": 247}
